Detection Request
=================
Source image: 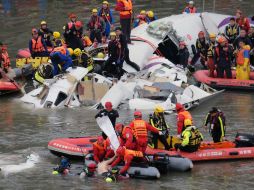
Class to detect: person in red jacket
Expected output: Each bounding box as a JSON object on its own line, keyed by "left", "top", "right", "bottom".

{"left": 115, "top": 123, "right": 136, "bottom": 150}
{"left": 129, "top": 111, "right": 161, "bottom": 153}
{"left": 236, "top": 9, "right": 250, "bottom": 33}
{"left": 115, "top": 0, "right": 133, "bottom": 43}
{"left": 93, "top": 136, "right": 114, "bottom": 163}
{"left": 175, "top": 103, "right": 193, "bottom": 135}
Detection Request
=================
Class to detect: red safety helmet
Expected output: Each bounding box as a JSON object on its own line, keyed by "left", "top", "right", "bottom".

{"left": 105, "top": 101, "right": 112, "bottom": 110}
{"left": 115, "top": 123, "right": 124, "bottom": 132}
{"left": 69, "top": 13, "right": 77, "bottom": 19}
{"left": 198, "top": 31, "right": 205, "bottom": 38}
{"left": 175, "top": 103, "right": 184, "bottom": 111}
{"left": 97, "top": 136, "right": 104, "bottom": 144}
{"left": 217, "top": 36, "right": 227, "bottom": 44}
{"left": 87, "top": 162, "right": 97, "bottom": 172}
{"left": 179, "top": 41, "right": 186, "bottom": 46}
{"left": 134, "top": 111, "right": 142, "bottom": 118}
{"left": 116, "top": 146, "right": 125, "bottom": 156}
{"left": 75, "top": 21, "right": 82, "bottom": 28}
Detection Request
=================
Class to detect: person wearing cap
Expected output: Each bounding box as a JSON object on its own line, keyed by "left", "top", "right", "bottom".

{"left": 115, "top": 0, "right": 133, "bottom": 43}
{"left": 248, "top": 27, "right": 254, "bottom": 66}
{"left": 183, "top": 1, "right": 197, "bottom": 14}
{"left": 146, "top": 11, "right": 157, "bottom": 22}
{"left": 235, "top": 9, "right": 250, "bottom": 33}
{"left": 177, "top": 41, "right": 190, "bottom": 69}
{"left": 224, "top": 17, "right": 240, "bottom": 44}
{"left": 64, "top": 13, "right": 77, "bottom": 39}
{"left": 52, "top": 31, "right": 64, "bottom": 48}
{"left": 115, "top": 123, "right": 136, "bottom": 150}
{"left": 38, "top": 20, "right": 53, "bottom": 47}
{"left": 191, "top": 31, "right": 209, "bottom": 68}
{"left": 95, "top": 101, "right": 119, "bottom": 139}
{"left": 174, "top": 119, "right": 203, "bottom": 153}
{"left": 133, "top": 10, "right": 150, "bottom": 28}
{"left": 87, "top": 9, "right": 105, "bottom": 43}
{"left": 215, "top": 36, "right": 233, "bottom": 78}
{"left": 98, "top": 1, "right": 114, "bottom": 38}
{"left": 115, "top": 27, "right": 140, "bottom": 71}
{"left": 203, "top": 107, "right": 226, "bottom": 143}
{"left": 29, "top": 28, "right": 48, "bottom": 58}
{"left": 129, "top": 111, "right": 161, "bottom": 153}
{"left": 53, "top": 156, "right": 71, "bottom": 175}
{"left": 175, "top": 103, "right": 193, "bottom": 135}
{"left": 73, "top": 48, "right": 93, "bottom": 71}
{"left": 149, "top": 106, "right": 170, "bottom": 150}
{"left": 207, "top": 33, "right": 216, "bottom": 77}
{"left": 93, "top": 136, "right": 114, "bottom": 163}
{"left": 103, "top": 32, "right": 124, "bottom": 79}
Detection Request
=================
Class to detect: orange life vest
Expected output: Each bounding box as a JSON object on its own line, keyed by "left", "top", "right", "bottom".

{"left": 132, "top": 120, "right": 147, "bottom": 139}
{"left": 83, "top": 36, "right": 92, "bottom": 46}
{"left": 179, "top": 111, "right": 193, "bottom": 124}
{"left": 31, "top": 36, "right": 45, "bottom": 52}
{"left": 93, "top": 141, "right": 106, "bottom": 155}
{"left": 67, "top": 22, "right": 74, "bottom": 30}
{"left": 118, "top": 0, "right": 132, "bottom": 16}
{"left": 122, "top": 126, "right": 134, "bottom": 140}
{"left": 52, "top": 46, "right": 67, "bottom": 55}
{"left": 1, "top": 52, "right": 10, "bottom": 69}
{"left": 236, "top": 49, "right": 245, "bottom": 66}
{"left": 124, "top": 149, "right": 143, "bottom": 158}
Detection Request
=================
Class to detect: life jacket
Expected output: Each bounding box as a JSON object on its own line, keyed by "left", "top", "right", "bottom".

{"left": 118, "top": 0, "right": 132, "bottom": 16}
{"left": 207, "top": 41, "right": 215, "bottom": 57}
{"left": 132, "top": 120, "right": 147, "bottom": 139}
{"left": 52, "top": 46, "right": 67, "bottom": 55}
{"left": 184, "top": 6, "right": 197, "bottom": 13}
{"left": 215, "top": 46, "right": 229, "bottom": 62}
{"left": 236, "top": 48, "right": 245, "bottom": 66}
{"left": 39, "top": 28, "right": 50, "bottom": 40}
{"left": 122, "top": 126, "right": 135, "bottom": 141}
{"left": 237, "top": 17, "right": 248, "bottom": 31}
{"left": 124, "top": 149, "right": 143, "bottom": 158}
{"left": 226, "top": 25, "right": 238, "bottom": 37}
{"left": 83, "top": 36, "right": 92, "bottom": 47}
{"left": 67, "top": 22, "right": 74, "bottom": 30}
{"left": 31, "top": 36, "right": 45, "bottom": 52}
{"left": 178, "top": 110, "right": 193, "bottom": 124}
{"left": 196, "top": 39, "right": 207, "bottom": 53}
{"left": 89, "top": 16, "right": 102, "bottom": 29}
{"left": 181, "top": 126, "right": 203, "bottom": 147}
{"left": 99, "top": 8, "right": 111, "bottom": 22}
{"left": 1, "top": 52, "right": 10, "bottom": 69}
{"left": 93, "top": 141, "right": 106, "bottom": 155}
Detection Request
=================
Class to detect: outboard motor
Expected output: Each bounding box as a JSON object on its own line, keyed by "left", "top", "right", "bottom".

{"left": 150, "top": 152, "right": 170, "bottom": 174}
{"left": 235, "top": 133, "right": 254, "bottom": 147}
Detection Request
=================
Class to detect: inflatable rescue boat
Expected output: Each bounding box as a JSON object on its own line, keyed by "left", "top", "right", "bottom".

{"left": 0, "top": 80, "right": 20, "bottom": 95}
{"left": 194, "top": 70, "right": 254, "bottom": 91}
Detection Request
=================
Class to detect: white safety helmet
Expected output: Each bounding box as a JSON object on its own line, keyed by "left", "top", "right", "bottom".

{"left": 189, "top": 1, "right": 194, "bottom": 4}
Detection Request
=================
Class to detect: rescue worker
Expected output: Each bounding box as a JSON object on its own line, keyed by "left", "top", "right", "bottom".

{"left": 52, "top": 31, "right": 64, "bottom": 48}
{"left": 236, "top": 9, "right": 250, "bottom": 33}
{"left": 133, "top": 10, "right": 149, "bottom": 28}
{"left": 98, "top": 1, "right": 114, "bottom": 38}
{"left": 80, "top": 162, "right": 97, "bottom": 177}
{"left": 174, "top": 119, "right": 203, "bottom": 153}
{"left": 183, "top": 1, "right": 197, "bottom": 14}
{"left": 93, "top": 136, "right": 114, "bottom": 163}
{"left": 38, "top": 21, "right": 53, "bottom": 47}
{"left": 50, "top": 46, "right": 73, "bottom": 76}
{"left": 53, "top": 156, "right": 71, "bottom": 175}
{"left": 248, "top": 27, "right": 254, "bottom": 66}
{"left": 177, "top": 41, "right": 189, "bottom": 69}
{"left": 129, "top": 111, "right": 161, "bottom": 153}
{"left": 233, "top": 29, "right": 252, "bottom": 50}
{"left": 87, "top": 9, "right": 105, "bottom": 43}
{"left": 224, "top": 17, "right": 240, "bottom": 44}
{"left": 146, "top": 11, "right": 157, "bottom": 22}
{"left": 0, "top": 44, "right": 11, "bottom": 73}
{"left": 149, "top": 106, "right": 170, "bottom": 150}
{"left": 103, "top": 32, "right": 123, "bottom": 79}
{"left": 33, "top": 63, "right": 54, "bottom": 86}
{"left": 73, "top": 48, "right": 93, "bottom": 70}
{"left": 111, "top": 146, "right": 143, "bottom": 178}
{"left": 175, "top": 103, "right": 193, "bottom": 135}
{"left": 95, "top": 101, "right": 119, "bottom": 139}
{"left": 115, "top": 27, "right": 140, "bottom": 71}
{"left": 204, "top": 107, "right": 226, "bottom": 143}
{"left": 29, "top": 28, "right": 48, "bottom": 58}
{"left": 115, "top": 123, "right": 136, "bottom": 150}
{"left": 215, "top": 36, "right": 233, "bottom": 79}
{"left": 191, "top": 31, "right": 209, "bottom": 68}
{"left": 115, "top": 0, "right": 133, "bottom": 43}
{"left": 236, "top": 41, "right": 250, "bottom": 80}
{"left": 207, "top": 33, "right": 216, "bottom": 77}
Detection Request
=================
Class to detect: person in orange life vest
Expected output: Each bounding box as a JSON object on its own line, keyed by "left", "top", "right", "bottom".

{"left": 65, "top": 21, "right": 84, "bottom": 50}
{"left": 146, "top": 11, "right": 157, "bottom": 22}
{"left": 98, "top": 1, "right": 114, "bottom": 38}
{"left": 236, "top": 9, "right": 250, "bottom": 33}
{"left": 29, "top": 28, "right": 48, "bottom": 58}
{"left": 236, "top": 41, "right": 250, "bottom": 80}
{"left": 248, "top": 27, "right": 254, "bottom": 66}
{"left": 215, "top": 37, "right": 233, "bottom": 79}
{"left": 115, "top": 123, "right": 137, "bottom": 150}
{"left": 0, "top": 44, "right": 11, "bottom": 73}
{"left": 207, "top": 33, "right": 216, "bottom": 77}
{"left": 111, "top": 146, "right": 143, "bottom": 177}
{"left": 87, "top": 9, "right": 105, "bottom": 43}
{"left": 64, "top": 13, "right": 77, "bottom": 34}
{"left": 115, "top": 0, "right": 133, "bottom": 43}
{"left": 175, "top": 103, "right": 193, "bottom": 135}
{"left": 129, "top": 111, "right": 161, "bottom": 153}
{"left": 93, "top": 136, "right": 114, "bottom": 163}
{"left": 82, "top": 35, "right": 93, "bottom": 47}
{"left": 183, "top": 1, "right": 197, "bottom": 14}
{"left": 133, "top": 10, "right": 149, "bottom": 28}
{"left": 38, "top": 21, "right": 53, "bottom": 47}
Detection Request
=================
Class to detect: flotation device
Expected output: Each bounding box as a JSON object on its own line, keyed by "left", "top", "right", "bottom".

{"left": 31, "top": 36, "right": 45, "bottom": 52}
{"left": 16, "top": 47, "right": 53, "bottom": 59}
{"left": 193, "top": 70, "right": 254, "bottom": 91}
{"left": 0, "top": 81, "right": 20, "bottom": 95}
{"left": 118, "top": 0, "right": 133, "bottom": 16}
{"left": 1, "top": 52, "right": 11, "bottom": 69}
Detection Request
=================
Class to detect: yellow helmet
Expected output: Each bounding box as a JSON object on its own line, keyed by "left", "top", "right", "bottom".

{"left": 97, "top": 52, "right": 105, "bottom": 58}
{"left": 147, "top": 11, "right": 154, "bottom": 18}
{"left": 53, "top": 31, "right": 61, "bottom": 39}
{"left": 67, "top": 48, "right": 74, "bottom": 56}
{"left": 74, "top": 48, "right": 82, "bottom": 57}
{"left": 154, "top": 105, "right": 164, "bottom": 114}
{"left": 209, "top": 33, "right": 216, "bottom": 38}
{"left": 41, "top": 20, "right": 47, "bottom": 25}
{"left": 103, "top": 1, "right": 109, "bottom": 4}
{"left": 184, "top": 119, "right": 192, "bottom": 127}
{"left": 92, "top": 9, "right": 98, "bottom": 13}
{"left": 140, "top": 10, "right": 146, "bottom": 15}
{"left": 110, "top": 32, "right": 116, "bottom": 36}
